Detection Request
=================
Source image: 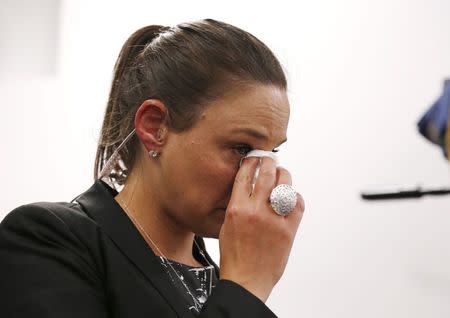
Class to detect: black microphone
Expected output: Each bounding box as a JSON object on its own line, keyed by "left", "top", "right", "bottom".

{"left": 361, "top": 186, "right": 450, "bottom": 200}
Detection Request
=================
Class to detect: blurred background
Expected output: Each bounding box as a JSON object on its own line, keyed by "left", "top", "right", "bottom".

{"left": 1, "top": 0, "right": 449, "bottom": 317}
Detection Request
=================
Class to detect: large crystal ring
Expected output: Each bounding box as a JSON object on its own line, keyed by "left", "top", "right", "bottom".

{"left": 269, "top": 184, "right": 297, "bottom": 216}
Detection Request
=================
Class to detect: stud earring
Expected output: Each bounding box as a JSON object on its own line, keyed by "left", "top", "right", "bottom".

{"left": 149, "top": 150, "right": 159, "bottom": 158}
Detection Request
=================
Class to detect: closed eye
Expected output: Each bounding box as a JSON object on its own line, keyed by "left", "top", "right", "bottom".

{"left": 234, "top": 144, "right": 281, "bottom": 156}
{"left": 233, "top": 144, "right": 253, "bottom": 156}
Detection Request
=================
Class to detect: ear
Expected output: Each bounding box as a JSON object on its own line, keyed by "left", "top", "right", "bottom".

{"left": 134, "top": 99, "right": 169, "bottom": 153}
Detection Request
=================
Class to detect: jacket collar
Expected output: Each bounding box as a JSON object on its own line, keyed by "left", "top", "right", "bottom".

{"left": 74, "top": 179, "right": 219, "bottom": 318}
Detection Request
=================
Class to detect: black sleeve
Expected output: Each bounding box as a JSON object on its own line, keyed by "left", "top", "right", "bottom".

{"left": 199, "top": 279, "right": 278, "bottom": 317}
{"left": 0, "top": 204, "right": 108, "bottom": 318}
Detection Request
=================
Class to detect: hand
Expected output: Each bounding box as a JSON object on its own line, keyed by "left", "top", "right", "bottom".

{"left": 218, "top": 157, "right": 305, "bottom": 303}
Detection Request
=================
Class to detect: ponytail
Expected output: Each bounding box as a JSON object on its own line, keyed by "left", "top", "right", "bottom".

{"left": 94, "top": 25, "right": 166, "bottom": 188}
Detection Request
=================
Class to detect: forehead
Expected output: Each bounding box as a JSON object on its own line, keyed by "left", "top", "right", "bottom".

{"left": 199, "top": 84, "right": 290, "bottom": 138}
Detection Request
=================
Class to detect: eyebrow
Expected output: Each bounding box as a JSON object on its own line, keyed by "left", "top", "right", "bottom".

{"left": 231, "top": 128, "right": 288, "bottom": 145}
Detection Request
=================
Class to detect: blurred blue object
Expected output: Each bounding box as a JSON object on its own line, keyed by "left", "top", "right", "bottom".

{"left": 418, "top": 79, "right": 450, "bottom": 159}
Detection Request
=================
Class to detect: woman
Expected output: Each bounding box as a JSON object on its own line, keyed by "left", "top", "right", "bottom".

{"left": 0, "top": 19, "right": 305, "bottom": 317}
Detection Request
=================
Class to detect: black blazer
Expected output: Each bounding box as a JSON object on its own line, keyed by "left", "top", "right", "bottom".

{"left": 0, "top": 179, "right": 277, "bottom": 317}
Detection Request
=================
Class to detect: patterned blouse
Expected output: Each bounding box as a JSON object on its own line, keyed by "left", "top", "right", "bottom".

{"left": 158, "top": 256, "right": 219, "bottom": 314}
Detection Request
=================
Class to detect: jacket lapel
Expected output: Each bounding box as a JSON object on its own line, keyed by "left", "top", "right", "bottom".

{"left": 75, "top": 179, "right": 218, "bottom": 318}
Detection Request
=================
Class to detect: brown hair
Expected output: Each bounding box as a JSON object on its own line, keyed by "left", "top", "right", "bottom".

{"left": 94, "top": 19, "right": 287, "bottom": 188}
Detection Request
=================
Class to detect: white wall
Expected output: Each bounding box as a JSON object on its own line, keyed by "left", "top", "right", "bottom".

{"left": 1, "top": 0, "right": 450, "bottom": 317}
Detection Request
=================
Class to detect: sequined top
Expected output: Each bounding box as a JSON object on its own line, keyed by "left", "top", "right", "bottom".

{"left": 158, "top": 256, "right": 219, "bottom": 314}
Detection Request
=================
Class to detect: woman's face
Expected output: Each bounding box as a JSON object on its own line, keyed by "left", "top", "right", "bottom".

{"left": 159, "top": 83, "right": 290, "bottom": 238}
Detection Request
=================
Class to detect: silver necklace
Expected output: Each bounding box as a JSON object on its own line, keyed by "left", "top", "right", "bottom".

{"left": 117, "top": 197, "right": 214, "bottom": 312}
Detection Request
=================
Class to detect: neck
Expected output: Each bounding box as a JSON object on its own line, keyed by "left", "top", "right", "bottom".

{"left": 114, "top": 172, "right": 202, "bottom": 267}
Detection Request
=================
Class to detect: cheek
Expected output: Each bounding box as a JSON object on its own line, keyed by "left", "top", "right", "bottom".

{"left": 181, "top": 137, "right": 238, "bottom": 191}
{"left": 166, "top": 137, "right": 239, "bottom": 209}
{"left": 196, "top": 154, "right": 237, "bottom": 197}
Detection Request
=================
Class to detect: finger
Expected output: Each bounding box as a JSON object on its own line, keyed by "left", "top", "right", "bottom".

{"left": 285, "top": 192, "right": 305, "bottom": 230}
{"left": 275, "top": 167, "right": 292, "bottom": 186}
{"left": 230, "top": 157, "right": 260, "bottom": 202}
{"left": 252, "top": 157, "right": 277, "bottom": 201}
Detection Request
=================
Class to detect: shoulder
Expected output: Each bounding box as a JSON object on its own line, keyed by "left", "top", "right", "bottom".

{"left": 2, "top": 201, "right": 95, "bottom": 234}
{"left": 0, "top": 201, "right": 106, "bottom": 282}
{"left": 0, "top": 201, "right": 102, "bottom": 260}
{"left": 0, "top": 203, "right": 108, "bottom": 316}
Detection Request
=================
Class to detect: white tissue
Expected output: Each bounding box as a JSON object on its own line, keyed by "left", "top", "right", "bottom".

{"left": 241, "top": 149, "right": 279, "bottom": 191}
{"left": 244, "top": 150, "right": 278, "bottom": 164}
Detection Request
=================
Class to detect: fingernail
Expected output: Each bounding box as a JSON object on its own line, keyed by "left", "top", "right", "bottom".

{"left": 239, "top": 156, "right": 257, "bottom": 167}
